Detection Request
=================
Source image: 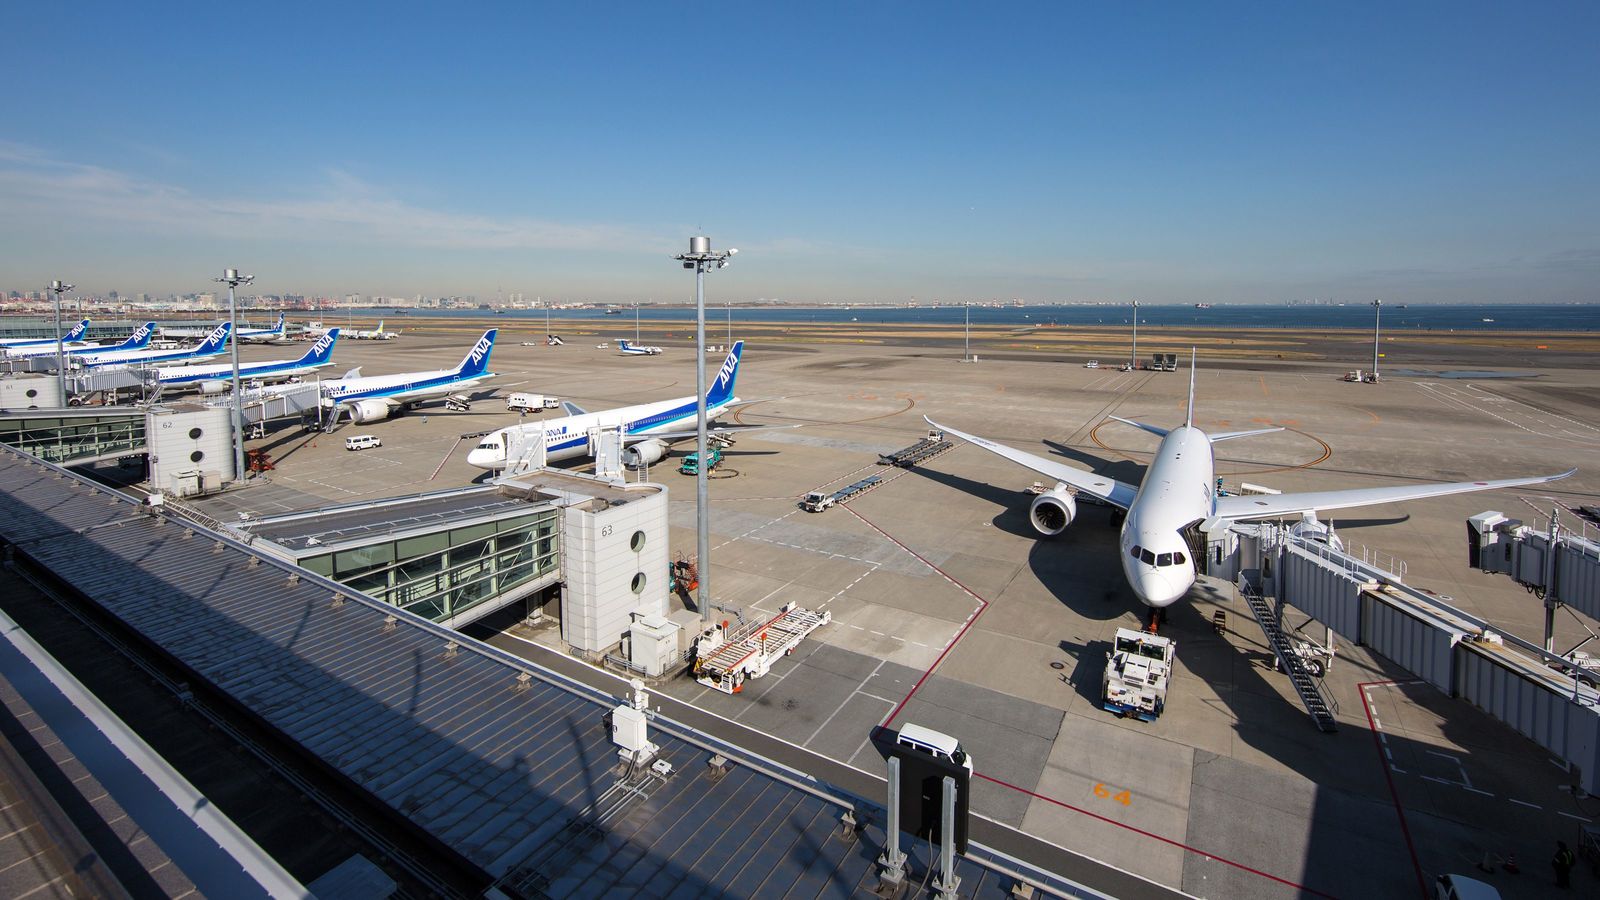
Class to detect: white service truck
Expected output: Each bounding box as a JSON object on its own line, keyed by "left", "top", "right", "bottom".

{"left": 1102, "top": 627, "right": 1175, "bottom": 720}
{"left": 506, "top": 393, "right": 560, "bottom": 412}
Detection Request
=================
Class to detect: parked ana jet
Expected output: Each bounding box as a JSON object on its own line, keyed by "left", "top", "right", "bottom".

{"left": 927, "top": 352, "right": 1574, "bottom": 616}
{"left": 154, "top": 328, "right": 340, "bottom": 393}
{"left": 352, "top": 319, "right": 398, "bottom": 341}
{"left": 238, "top": 312, "right": 289, "bottom": 344}
{"left": 617, "top": 339, "right": 663, "bottom": 356}
{"left": 80, "top": 322, "right": 232, "bottom": 369}
{"left": 322, "top": 328, "right": 497, "bottom": 424}
{"left": 468, "top": 340, "right": 766, "bottom": 470}
{"left": 4, "top": 322, "right": 156, "bottom": 361}
{"left": 0, "top": 319, "right": 90, "bottom": 348}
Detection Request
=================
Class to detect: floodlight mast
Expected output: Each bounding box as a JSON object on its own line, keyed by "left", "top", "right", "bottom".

{"left": 672, "top": 236, "right": 737, "bottom": 623}
{"left": 214, "top": 268, "right": 254, "bottom": 483}
{"left": 48, "top": 280, "right": 73, "bottom": 403}
{"left": 1371, "top": 299, "right": 1382, "bottom": 379}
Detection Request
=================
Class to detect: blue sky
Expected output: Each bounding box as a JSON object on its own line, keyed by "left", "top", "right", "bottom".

{"left": 2, "top": 2, "right": 1596, "bottom": 303}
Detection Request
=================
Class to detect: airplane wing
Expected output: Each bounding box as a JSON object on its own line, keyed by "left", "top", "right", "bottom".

{"left": 561, "top": 400, "right": 589, "bottom": 416}
{"left": 627, "top": 424, "right": 796, "bottom": 443}
{"left": 1214, "top": 469, "right": 1576, "bottom": 521}
{"left": 926, "top": 416, "right": 1139, "bottom": 509}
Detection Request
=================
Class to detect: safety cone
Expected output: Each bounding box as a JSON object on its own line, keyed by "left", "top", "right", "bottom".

{"left": 1476, "top": 851, "right": 1495, "bottom": 874}
{"left": 1502, "top": 853, "right": 1519, "bottom": 875}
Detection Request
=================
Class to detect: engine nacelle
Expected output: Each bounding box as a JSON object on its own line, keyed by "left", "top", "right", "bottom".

{"left": 1029, "top": 487, "right": 1078, "bottom": 537}
{"left": 621, "top": 439, "right": 670, "bottom": 468}
{"left": 199, "top": 380, "right": 229, "bottom": 395}
{"left": 348, "top": 399, "right": 394, "bottom": 424}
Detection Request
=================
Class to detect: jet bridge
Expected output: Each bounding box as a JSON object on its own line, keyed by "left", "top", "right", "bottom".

{"left": 1239, "top": 521, "right": 1600, "bottom": 794}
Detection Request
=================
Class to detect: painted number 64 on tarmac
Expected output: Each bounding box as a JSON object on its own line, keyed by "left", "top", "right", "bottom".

{"left": 1093, "top": 783, "right": 1132, "bottom": 806}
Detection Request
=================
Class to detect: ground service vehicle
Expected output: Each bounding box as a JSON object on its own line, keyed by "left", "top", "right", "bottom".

{"left": 679, "top": 447, "right": 723, "bottom": 475}
{"left": 506, "top": 393, "right": 560, "bottom": 412}
{"left": 345, "top": 434, "right": 382, "bottom": 451}
{"left": 1103, "top": 627, "right": 1174, "bottom": 720}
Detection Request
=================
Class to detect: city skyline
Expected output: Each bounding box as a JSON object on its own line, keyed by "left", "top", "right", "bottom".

{"left": 3, "top": 4, "right": 1597, "bottom": 304}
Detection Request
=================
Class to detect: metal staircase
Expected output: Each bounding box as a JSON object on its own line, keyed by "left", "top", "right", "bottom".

{"left": 1240, "top": 583, "right": 1339, "bottom": 732}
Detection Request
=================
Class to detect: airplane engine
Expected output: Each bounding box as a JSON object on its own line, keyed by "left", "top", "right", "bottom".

{"left": 199, "top": 380, "right": 229, "bottom": 395}
{"left": 349, "top": 399, "right": 394, "bottom": 424}
{"left": 1029, "top": 487, "right": 1077, "bottom": 537}
{"left": 1289, "top": 512, "right": 1343, "bottom": 552}
{"left": 621, "top": 439, "right": 670, "bottom": 468}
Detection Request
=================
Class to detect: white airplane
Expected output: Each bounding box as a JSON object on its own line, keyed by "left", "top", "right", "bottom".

{"left": 352, "top": 319, "right": 399, "bottom": 341}
{"left": 81, "top": 322, "right": 232, "bottom": 369}
{"left": 0, "top": 319, "right": 90, "bottom": 348}
{"left": 153, "top": 329, "right": 340, "bottom": 393}
{"left": 468, "top": 341, "right": 766, "bottom": 470}
{"left": 927, "top": 351, "right": 1574, "bottom": 616}
{"left": 322, "top": 329, "right": 497, "bottom": 425}
{"left": 4, "top": 321, "right": 155, "bottom": 361}
{"left": 617, "top": 339, "right": 663, "bottom": 356}
{"left": 546, "top": 334, "right": 564, "bottom": 346}
{"left": 238, "top": 312, "right": 289, "bottom": 344}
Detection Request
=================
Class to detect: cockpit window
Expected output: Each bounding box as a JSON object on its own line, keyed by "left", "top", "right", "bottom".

{"left": 1140, "top": 549, "right": 1156, "bottom": 565}
{"left": 1130, "top": 545, "right": 1142, "bottom": 559}
{"left": 1157, "top": 552, "right": 1173, "bottom": 567}
{"left": 477, "top": 442, "right": 499, "bottom": 451}
{"left": 1173, "top": 551, "right": 1186, "bottom": 566}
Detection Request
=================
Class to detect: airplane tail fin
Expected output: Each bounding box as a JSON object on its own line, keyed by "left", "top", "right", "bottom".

{"left": 194, "top": 322, "right": 232, "bottom": 354}
{"left": 375, "top": 320, "right": 383, "bottom": 333}
{"left": 299, "top": 328, "right": 339, "bottom": 364}
{"left": 618, "top": 339, "right": 633, "bottom": 351}
{"left": 1185, "top": 347, "right": 1196, "bottom": 428}
{"left": 273, "top": 312, "right": 285, "bottom": 334}
{"left": 117, "top": 322, "right": 157, "bottom": 350}
{"left": 706, "top": 340, "right": 745, "bottom": 408}
{"left": 456, "top": 329, "right": 497, "bottom": 377}
{"left": 64, "top": 319, "right": 90, "bottom": 342}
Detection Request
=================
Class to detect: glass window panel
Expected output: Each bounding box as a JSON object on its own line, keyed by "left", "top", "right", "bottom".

{"left": 450, "top": 523, "right": 496, "bottom": 545}
{"left": 301, "top": 555, "right": 334, "bottom": 577}
{"left": 335, "top": 543, "right": 394, "bottom": 574}
{"left": 397, "top": 533, "right": 449, "bottom": 559}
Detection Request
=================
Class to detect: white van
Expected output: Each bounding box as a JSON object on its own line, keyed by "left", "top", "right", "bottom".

{"left": 344, "top": 434, "right": 382, "bottom": 451}
{"left": 506, "top": 393, "right": 559, "bottom": 412}
{"left": 895, "top": 724, "right": 972, "bottom": 770}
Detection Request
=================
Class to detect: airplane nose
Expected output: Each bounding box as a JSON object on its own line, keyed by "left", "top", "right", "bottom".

{"left": 1135, "top": 569, "right": 1186, "bottom": 608}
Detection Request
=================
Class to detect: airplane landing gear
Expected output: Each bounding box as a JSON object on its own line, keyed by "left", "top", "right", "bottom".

{"left": 1144, "top": 606, "right": 1166, "bottom": 634}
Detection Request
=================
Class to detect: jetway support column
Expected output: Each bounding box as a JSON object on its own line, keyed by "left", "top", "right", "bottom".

{"left": 877, "top": 756, "right": 907, "bottom": 890}
{"left": 933, "top": 775, "right": 962, "bottom": 899}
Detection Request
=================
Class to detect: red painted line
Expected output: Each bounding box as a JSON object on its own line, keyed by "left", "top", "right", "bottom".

{"left": 429, "top": 436, "right": 463, "bottom": 481}
{"left": 976, "top": 771, "right": 1337, "bottom": 899}
{"left": 842, "top": 505, "right": 988, "bottom": 728}
{"left": 848, "top": 502, "right": 1341, "bottom": 898}
{"left": 1359, "top": 681, "right": 1428, "bottom": 899}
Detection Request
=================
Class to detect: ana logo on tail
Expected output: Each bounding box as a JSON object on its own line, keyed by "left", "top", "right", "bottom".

{"left": 131, "top": 323, "right": 154, "bottom": 344}
{"left": 310, "top": 330, "right": 337, "bottom": 355}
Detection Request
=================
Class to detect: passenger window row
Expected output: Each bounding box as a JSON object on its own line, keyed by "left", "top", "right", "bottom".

{"left": 1129, "top": 545, "right": 1187, "bottom": 567}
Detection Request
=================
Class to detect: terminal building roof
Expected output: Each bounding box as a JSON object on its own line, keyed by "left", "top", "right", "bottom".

{"left": 0, "top": 445, "right": 1089, "bottom": 898}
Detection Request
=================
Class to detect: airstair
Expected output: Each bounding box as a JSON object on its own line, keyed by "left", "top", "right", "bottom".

{"left": 1239, "top": 583, "right": 1339, "bottom": 732}
{"left": 692, "top": 602, "right": 831, "bottom": 694}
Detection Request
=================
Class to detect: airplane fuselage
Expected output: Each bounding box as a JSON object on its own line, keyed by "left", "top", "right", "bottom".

{"left": 468, "top": 395, "right": 737, "bottom": 468}
{"left": 1117, "top": 425, "right": 1214, "bottom": 607}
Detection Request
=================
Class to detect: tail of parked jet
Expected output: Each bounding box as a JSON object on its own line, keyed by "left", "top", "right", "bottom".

{"left": 270, "top": 312, "right": 286, "bottom": 334}
{"left": 1185, "top": 347, "right": 1196, "bottom": 428}
{"left": 297, "top": 328, "right": 340, "bottom": 364}
{"left": 193, "top": 322, "right": 232, "bottom": 354}
{"left": 706, "top": 341, "right": 745, "bottom": 408}
{"left": 456, "top": 329, "right": 497, "bottom": 378}
{"left": 115, "top": 322, "right": 158, "bottom": 351}
{"left": 63, "top": 319, "right": 90, "bottom": 342}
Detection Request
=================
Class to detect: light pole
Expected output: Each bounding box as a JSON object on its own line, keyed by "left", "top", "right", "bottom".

{"left": 964, "top": 302, "right": 971, "bottom": 361}
{"left": 673, "top": 236, "right": 737, "bottom": 623}
{"left": 1371, "top": 299, "right": 1382, "bottom": 380}
{"left": 1130, "top": 299, "right": 1139, "bottom": 369}
{"left": 48, "top": 280, "right": 73, "bottom": 404}
{"left": 214, "top": 268, "right": 254, "bottom": 482}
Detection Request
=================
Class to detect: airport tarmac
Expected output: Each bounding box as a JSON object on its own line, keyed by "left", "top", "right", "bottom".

{"left": 184, "top": 326, "right": 1600, "bottom": 899}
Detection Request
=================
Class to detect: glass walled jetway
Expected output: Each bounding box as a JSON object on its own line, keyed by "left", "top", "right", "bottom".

{"left": 238, "top": 488, "right": 564, "bottom": 628}
{"left": 0, "top": 409, "right": 146, "bottom": 465}
{"left": 297, "top": 509, "right": 560, "bottom": 622}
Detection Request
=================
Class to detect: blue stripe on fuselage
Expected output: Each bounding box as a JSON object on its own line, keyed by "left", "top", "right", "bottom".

{"left": 330, "top": 370, "right": 489, "bottom": 403}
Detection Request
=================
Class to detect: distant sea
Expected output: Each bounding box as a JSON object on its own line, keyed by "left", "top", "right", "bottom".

{"left": 347, "top": 303, "right": 1600, "bottom": 332}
